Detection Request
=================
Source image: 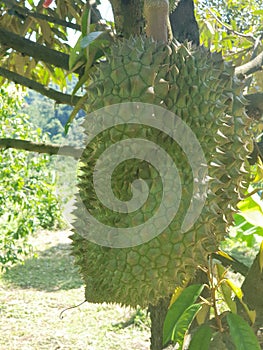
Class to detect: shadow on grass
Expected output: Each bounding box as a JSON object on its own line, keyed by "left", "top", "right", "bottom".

{"left": 2, "top": 243, "right": 83, "bottom": 292}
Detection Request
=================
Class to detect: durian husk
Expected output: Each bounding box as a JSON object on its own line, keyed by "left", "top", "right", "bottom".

{"left": 71, "top": 37, "right": 252, "bottom": 307}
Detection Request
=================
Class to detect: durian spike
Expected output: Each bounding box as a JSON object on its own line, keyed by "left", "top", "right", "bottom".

{"left": 144, "top": 0, "right": 170, "bottom": 42}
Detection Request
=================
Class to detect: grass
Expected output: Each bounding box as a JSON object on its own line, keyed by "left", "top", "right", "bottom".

{"left": 1, "top": 229, "right": 260, "bottom": 350}
{"left": 0, "top": 230, "right": 150, "bottom": 350}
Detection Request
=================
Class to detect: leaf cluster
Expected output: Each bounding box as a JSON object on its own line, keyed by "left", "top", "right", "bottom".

{"left": 163, "top": 252, "right": 262, "bottom": 349}
{"left": 0, "top": 85, "right": 62, "bottom": 268}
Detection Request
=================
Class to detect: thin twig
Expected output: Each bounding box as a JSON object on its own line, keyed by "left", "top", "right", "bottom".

{"left": 0, "top": 138, "right": 82, "bottom": 158}
{"left": 243, "top": 188, "right": 263, "bottom": 198}
{"left": 208, "top": 255, "right": 224, "bottom": 332}
{"left": 2, "top": 0, "right": 81, "bottom": 30}
{"left": 207, "top": 8, "right": 255, "bottom": 42}
{"left": 59, "top": 300, "right": 87, "bottom": 319}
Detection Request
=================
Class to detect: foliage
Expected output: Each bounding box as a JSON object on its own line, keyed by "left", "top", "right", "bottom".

{"left": 220, "top": 162, "right": 263, "bottom": 255}
{"left": 163, "top": 284, "right": 204, "bottom": 346}
{"left": 162, "top": 160, "right": 263, "bottom": 348}
{"left": 195, "top": 0, "right": 263, "bottom": 92}
{"left": 0, "top": 85, "right": 62, "bottom": 268}
{"left": 163, "top": 254, "right": 261, "bottom": 349}
{"left": 22, "top": 78, "right": 85, "bottom": 143}
{"left": 0, "top": 0, "right": 84, "bottom": 88}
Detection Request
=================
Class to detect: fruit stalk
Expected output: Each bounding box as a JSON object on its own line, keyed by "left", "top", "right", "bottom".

{"left": 144, "top": 0, "right": 170, "bottom": 42}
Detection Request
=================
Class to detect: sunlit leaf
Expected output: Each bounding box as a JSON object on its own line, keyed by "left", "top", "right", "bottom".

{"left": 81, "top": 31, "right": 105, "bottom": 48}
{"left": 169, "top": 286, "right": 184, "bottom": 307}
{"left": 237, "top": 195, "right": 263, "bottom": 228}
{"left": 226, "top": 279, "right": 256, "bottom": 324}
{"left": 221, "top": 282, "right": 237, "bottom": 314}
{"left": 69, "top": 35, "right": 86, "bottom": 71}
{"left": 225, "top": 279, "right": 243, "bottom": 300}
{"left": 216, "top": 264, "right": 237, "bottom": 313}
{"left": 163, "top": 284, "right": 204, "bottom": 346}
{"left": 217, "top": 250, "right": 234, "bottom": 261}
{"left": 171, "top": 304, "right": 202, "bottom": 349}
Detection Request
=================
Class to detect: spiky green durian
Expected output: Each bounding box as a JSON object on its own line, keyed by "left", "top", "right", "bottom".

{"left": 70, "top": 37, "right": 252, "bottom": 307}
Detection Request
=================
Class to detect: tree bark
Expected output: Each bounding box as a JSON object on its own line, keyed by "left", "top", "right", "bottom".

{"left": 0, "top": 28, "right": 69, "bottom": 71}
{"left": 235, "top": 51, "right": 263, "bottom": 77}
{"left": 0, "top": 67, "right": 80, "bottom": 105}
{"left": 0, "top": 138, "right": 81, "bottom": 158}
{"left": 149, "top": 297, "right": 170, "bottom": 350}
{"left": 110, "top": 0, "right": 143, "bottom": 38}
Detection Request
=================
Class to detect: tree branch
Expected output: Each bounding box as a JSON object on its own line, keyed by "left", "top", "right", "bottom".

{"left": 0, "top": 67, "right": 81, "bottom": 105}
{"left": 245, "top": 92, "right": 263, "bottom": 120}
{"left": 207, "top": 8, "right": 255, "bottom": 42}
{"left": 235, "top": 51, "right": 263, "bottom": 77}
{"left": 211, "top": 252, "right": 249, "bottom": 276}
{"left": 0, "top": 138, "right": 82, "bottom": 158}
{"left": 0, "top": 28, "right": 69, "bottom": 71}
{"left": 2, "top": 0, "right": 81, "bottom": 30}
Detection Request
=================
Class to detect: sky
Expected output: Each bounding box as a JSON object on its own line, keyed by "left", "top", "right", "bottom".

{"left": 67, "top": 0, "right": 113, "bottom": 46}
{"left": 98, "top": 0, "right": 114, "bottom": 22}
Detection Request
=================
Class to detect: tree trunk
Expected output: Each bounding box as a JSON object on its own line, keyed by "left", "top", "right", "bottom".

{"left": 169, "top": 0, "right": 200, "bottom": 45}
{"left": 110, "top": 0, "right": 143, "bottom": 38}
{"left": 149, "top": 297, "right": 170, "bottom": 350}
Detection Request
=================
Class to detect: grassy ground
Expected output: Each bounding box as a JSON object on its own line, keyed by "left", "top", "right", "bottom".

{"left": 0, "top": 230, "right": 150, "bottom": 350}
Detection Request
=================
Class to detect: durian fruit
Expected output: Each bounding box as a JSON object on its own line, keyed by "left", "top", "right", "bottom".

{"left": 70, "top": 37, "right": 252, "bottom": 307}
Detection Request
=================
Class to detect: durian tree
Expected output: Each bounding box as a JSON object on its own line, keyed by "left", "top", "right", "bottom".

{"left": 1, "top": 0, "right": 263, "bottom": 348}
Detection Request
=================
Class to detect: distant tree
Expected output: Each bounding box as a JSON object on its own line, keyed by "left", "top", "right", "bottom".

{"left": 0, "top": 85, "right": 61, "bottom": 268}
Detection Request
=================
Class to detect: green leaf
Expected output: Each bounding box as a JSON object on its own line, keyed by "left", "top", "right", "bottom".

{"left": 71, "top": 34, "right": 111, "bottom": 95}
{"left": 196, "top": 304, "right": 210, "bottom": 325}
{"left": 221, "top": 282, "right": 237, "bottom": 314}
{"left": 233, "top": 213, "right": 263, "bottom": 246}
{"left": 80, "top": 31, "right": 104, "bottom": 49}
{"left": 71, "top": 69, "right": 91, "bottom": 96}
{"left": 227, "top": 313, "right": 261, "bottom": 350}
{"left": 237, "top": 195, "right": 263, "bottom": 228}
{"left": 65, "top": 92, "right": 89, "bottom": 133}
{"left": 163, "top": 284, "right": 204, "bottom": 346}
{"left": 171, "top": 304, "right": 202, "bottom": 349}
{"left": 217, "top": 262, "right": 237, "bottom": 313}
{"left": 81, "top": 6, "right": 90, "bottom": 36}
{"left": 225, "top": 279, "right": 256, "bottom": 324}
{"left": 69, "top": 35, "right": 86, "bottom": 70}
{"left": 188, "top": 324, "right": 212, "bottom": 350}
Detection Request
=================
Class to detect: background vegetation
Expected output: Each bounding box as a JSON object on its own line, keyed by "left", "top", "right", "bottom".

{"left": 0, "top": 0, "right": 263, "bottom": 348}
{"left": 0, "top": 85, "right": 62, "bottom": 268}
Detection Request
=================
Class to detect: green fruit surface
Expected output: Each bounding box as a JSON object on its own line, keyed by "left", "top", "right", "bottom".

{"left": 71, "top": 37, "right": 252, "bottom": 307}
